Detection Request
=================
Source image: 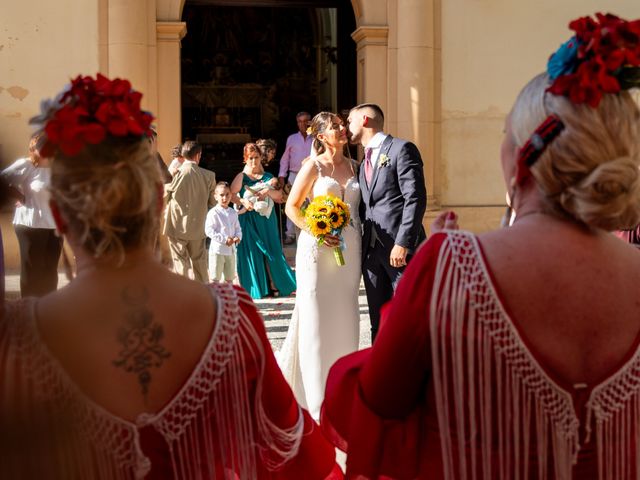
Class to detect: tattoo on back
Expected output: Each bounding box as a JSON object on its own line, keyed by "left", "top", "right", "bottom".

{"left": 113, "top": 286, "right": 171, "bottom": 398}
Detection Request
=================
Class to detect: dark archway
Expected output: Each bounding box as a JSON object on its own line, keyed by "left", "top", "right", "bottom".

{"left": 180, "top": 0, "right": 357, "bottom": 181}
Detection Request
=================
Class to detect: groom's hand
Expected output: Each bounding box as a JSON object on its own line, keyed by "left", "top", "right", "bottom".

{"left": 390, "top": 245, "right": 408, "bottom": 268}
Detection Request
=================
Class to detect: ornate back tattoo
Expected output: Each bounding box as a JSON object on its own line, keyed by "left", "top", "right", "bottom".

{"left": 113, "top": 286, "right": 171, "bottom": 399}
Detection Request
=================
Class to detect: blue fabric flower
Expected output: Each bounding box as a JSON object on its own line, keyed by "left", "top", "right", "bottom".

{"left": 547, "top": 37, "right": 580, "bottom": 80}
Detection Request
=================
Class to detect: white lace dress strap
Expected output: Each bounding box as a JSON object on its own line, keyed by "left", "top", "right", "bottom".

{"left": 429, "top": 230, "right": 580, "bottom": 480}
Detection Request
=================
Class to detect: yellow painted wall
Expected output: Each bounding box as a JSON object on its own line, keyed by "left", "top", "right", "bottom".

{"left": 0, "top": 0, "right": 100, "bottom": 165}
{"left": 1, "top": 0, "right": 640, "bottom": 272}
{"left": 0, "top": 0, "right": 100, "bottom": 270}
{"left": 440, "top": 1, "right": 640, "bottom": 206}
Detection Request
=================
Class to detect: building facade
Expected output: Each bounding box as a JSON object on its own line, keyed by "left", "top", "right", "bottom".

{"left": 0, "top": 0, "right": 638, "bottom": 267}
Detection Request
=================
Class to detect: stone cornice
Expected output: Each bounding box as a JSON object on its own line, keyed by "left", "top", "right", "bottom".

{"left": 351, "top": 26, "right": 389, "bottom": 48}
{"left": 156, "top": 21, "right": 187, "bottom": 42}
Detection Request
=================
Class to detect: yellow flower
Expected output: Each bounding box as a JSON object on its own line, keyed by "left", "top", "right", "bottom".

{"left": 310, "top": 217, "right": 331, "bottom": 236}
{"left": 329, "top": 209, "right": 345, "bottom": 229}
{"left": 304, "top": 194, "right": 351, "bottom": 238}
{"left": 304, "top": 203, "right": 318, "bottom": 217}
{"left": 335, "top": 200, "right": 350, "bottom": 224}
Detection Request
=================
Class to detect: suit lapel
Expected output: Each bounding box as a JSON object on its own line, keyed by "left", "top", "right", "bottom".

{"left": 368, "top": 135, "right": 393, "bottom": 197}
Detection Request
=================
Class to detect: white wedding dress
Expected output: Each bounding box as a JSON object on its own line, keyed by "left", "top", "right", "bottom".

{"left": 278, "top": 160, "right": 362, "bottom": 420}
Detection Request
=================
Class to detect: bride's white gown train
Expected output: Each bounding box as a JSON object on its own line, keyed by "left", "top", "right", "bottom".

{"left": 277, "top": 163, "right": 362, "bottom": 420}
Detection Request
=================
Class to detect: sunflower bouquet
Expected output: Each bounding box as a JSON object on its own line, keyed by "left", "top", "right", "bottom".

{"left": 304, "top": 194, "right": 351, "bottom": 266}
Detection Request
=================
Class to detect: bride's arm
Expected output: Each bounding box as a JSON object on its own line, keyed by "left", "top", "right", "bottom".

{"left": 284, "top": 161, "right": 316, "bottom": 231}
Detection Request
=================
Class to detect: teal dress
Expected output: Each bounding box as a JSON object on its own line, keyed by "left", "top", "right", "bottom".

{"left": 237, "top": 172, "right": 296, "bottom": 299}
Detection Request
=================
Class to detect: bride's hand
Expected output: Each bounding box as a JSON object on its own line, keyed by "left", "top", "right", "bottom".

{"left": 323, "top": 234, "right": 341, "bottom": 248}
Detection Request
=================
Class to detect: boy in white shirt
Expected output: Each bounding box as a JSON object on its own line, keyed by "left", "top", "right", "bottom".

{"left": 205, "top": 182, "right": 242, "bottom": 283}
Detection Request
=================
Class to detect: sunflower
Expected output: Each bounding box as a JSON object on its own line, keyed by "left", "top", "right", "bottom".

{"left": 303, "top": 203, "right": 318, "bottom": 217}
{"left": 335, "top": 200, "right": 350, "bottom": 224}
{"left": 309, "top": 216, "right": 331, "bottom": 236}
{"left": 329, "top": 209, "right": 345, "bottom": 229}
{"left": 304, "top": 194, "right": 351, "bottom": 238}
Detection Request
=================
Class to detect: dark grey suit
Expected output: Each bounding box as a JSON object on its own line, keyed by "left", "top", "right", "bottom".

{"left": 359, "top": 134, "right": 427, "bottom": 341}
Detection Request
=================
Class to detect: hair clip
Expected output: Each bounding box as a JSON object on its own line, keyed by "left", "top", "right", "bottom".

{"left": 516, "top": 115, "right": 565, "bottom": 184}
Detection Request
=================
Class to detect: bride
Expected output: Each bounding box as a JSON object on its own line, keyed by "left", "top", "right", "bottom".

{"left": 279, "top": 112, "right": 362, "bottom": 420}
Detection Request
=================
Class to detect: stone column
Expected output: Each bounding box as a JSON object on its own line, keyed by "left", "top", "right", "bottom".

{"left": 392, "top": 0, "right": 440, "bottom": 208}
{"left": 351, "top": 26, "right": 389, "bottom": 114}
{"left": 108, "top": 0, "right": 150, "bottom": 94}
{"left": 156, "top": 21, "right": 186, "bottom": 162}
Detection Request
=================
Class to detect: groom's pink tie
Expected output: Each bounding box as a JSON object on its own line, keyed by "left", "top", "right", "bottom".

{"left": 364, "top": 147, "right": 373, "bottom": 185}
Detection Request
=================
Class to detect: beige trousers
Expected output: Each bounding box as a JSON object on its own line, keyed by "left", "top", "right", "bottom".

{"left": 168, "top": 236, "right": 208, "bottom": 283}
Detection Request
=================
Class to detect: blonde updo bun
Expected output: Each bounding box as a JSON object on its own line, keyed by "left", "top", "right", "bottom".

{"left": 559, "top": 156, "right": 640, "bottom": 230}
{"left": 50, "top": 136, "right": 161, "bottom": 264}
{"left": 510, "top": 73, "right": 640, "bottom": 231}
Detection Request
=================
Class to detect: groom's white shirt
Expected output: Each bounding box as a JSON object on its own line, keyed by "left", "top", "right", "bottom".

{"left": 364, "top": 131, "right": 389, "bottom": 173}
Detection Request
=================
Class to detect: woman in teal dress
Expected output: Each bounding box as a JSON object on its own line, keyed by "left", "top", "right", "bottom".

{"left": 231, "top": 143, "right": 296, "bottom": 299}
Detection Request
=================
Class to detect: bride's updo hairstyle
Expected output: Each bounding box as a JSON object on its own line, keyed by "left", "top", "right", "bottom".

{"left": 509, "top": 14, "right": 640, "bottom": 231}
{"left": 308, "top": 111, "right": 337, "bottom": 155}
{"left": 30, "top": 74, "right": 159, "bottom": 264}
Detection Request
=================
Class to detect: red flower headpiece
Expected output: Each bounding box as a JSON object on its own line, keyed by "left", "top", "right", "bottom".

{"left": 30, "top": 74, "right": 155, "bottom": 157}
{"left": 547, "top": 13, "right": 640, "bottom": 107}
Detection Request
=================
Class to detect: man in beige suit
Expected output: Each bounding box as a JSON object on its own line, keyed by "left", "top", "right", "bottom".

{"left": 163, "top": 141, "right": 216, "bottom": 282}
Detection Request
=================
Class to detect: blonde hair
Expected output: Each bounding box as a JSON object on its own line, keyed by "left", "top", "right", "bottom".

{"left": 510, "top": 73, "right": 640, "bottom": 231}
{"left": 50, "top": 137, "right": 161, "bottom": 264}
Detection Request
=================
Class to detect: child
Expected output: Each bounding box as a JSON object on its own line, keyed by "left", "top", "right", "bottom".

{"left": 167, "top": 143, "right": 184, "bottom": 177}
{"left": 205, "top": 182, "right": 242, "bottom": 283}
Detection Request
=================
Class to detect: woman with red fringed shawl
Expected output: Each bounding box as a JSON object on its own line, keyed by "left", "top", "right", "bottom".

{"left": 0, "top": 74, "right": 343, "bottom": 480}
{"left": 321, "top": 13, "right": 640, "bottom": 480}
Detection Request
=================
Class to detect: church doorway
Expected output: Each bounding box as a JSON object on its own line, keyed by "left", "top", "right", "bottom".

{"left": 180, "top": 0, "right": 357, "bottom": 182}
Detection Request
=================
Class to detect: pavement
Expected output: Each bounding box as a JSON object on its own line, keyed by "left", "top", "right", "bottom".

{"left": 4, "top": 243, "right": 373, "bottom": 351}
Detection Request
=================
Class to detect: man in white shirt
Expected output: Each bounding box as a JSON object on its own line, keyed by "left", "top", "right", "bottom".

{"left": 278, "top": 111, "right": 313, "bottom": 244}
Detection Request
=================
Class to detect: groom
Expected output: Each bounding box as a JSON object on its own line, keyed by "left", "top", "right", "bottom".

{"left": 348, "top": 103, "right": 427, "bottom": 342}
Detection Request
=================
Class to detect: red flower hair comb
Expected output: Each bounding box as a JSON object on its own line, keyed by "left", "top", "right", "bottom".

{"left": 30, "top": 74, "right": 155, "bottom": 157}
{"left": 547, "top": 13, "right": 640, "bottom": 107}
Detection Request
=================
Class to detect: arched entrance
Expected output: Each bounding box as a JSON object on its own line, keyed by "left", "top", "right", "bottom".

{"left": 178, "top": 0, "right": 357, "bottom": 181}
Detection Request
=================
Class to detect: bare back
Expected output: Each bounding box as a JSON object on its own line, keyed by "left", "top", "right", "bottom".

{"left": 479, "top": 215, "right": 640, "bottom": 386}
{"left": 35, "top": 262, "right": 217, "bottom": 421}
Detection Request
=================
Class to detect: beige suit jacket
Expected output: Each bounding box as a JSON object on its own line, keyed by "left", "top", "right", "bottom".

{"left": 163, "top": 161, "right": 217, "bottom": 240}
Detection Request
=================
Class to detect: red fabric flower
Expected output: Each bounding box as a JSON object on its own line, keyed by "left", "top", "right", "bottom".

{"left": 548, "top": 13, "right": 640, "bottom": 107}
{"left": 36, "top": 74, "right": 154, "bottom": 157}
